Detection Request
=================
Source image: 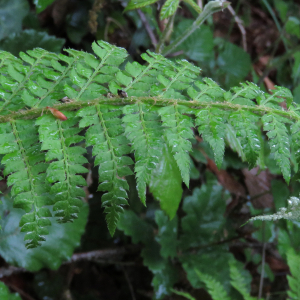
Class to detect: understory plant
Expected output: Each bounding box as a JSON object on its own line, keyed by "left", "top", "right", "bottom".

{"left": 0, "top": 38, "right": 299, "bottom": 249}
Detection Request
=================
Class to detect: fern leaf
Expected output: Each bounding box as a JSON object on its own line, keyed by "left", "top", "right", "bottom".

{"left": 258, "top": 85, "right": 293, "bottom": 108}
{"left": 64, "top": 41, "right": 128, "bottom": 100}
{"left": 291, "top": 120, "right": 300, "bottom": 172}
{"left": 187, "top": 78, "right": 224, "bottom": 102}
{"left": 36, "top": 112, "right": 87, "bottom": 223}
{"left": 123, "top": 103, "right": 163, "bottom": 204}
{"left": 196, "top": 108, "right": 226, "bottom": 168}
{"left": 77, "top": 104, "right": 133, "bottom": 235}
{"left": 287, "top": 248, "right": 300, "bottom": 299}
{"left": 195, "top": 270, "right": 231, "bottom": 300}
{"left": 225, "top": 82, "right": 263, "bottom": 106}
{"left": 0, "top": 49, "right": 57, "bottom": 114}
{"left": 229, "top": 258, "right": 257, "bottom": 300}
{"left": 158, "top": 104, "right": 194, "bottom": 186}
{"left": 116, "top": 51, "right": 171, "bottom": 97}
{"left": 229, "top": 110, "right": 260, "bottom": 168}
{"left": 0, "top": 120, "right": 52, "bottom": 248}
{"left": 262, "top": 113, "right": 292, "bottom": 183}
{"left": 158, "top": 59, "right": 200, "bottom": 100}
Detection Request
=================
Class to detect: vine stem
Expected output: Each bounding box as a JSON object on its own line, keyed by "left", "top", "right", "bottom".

{"left": 161, "top": 0, "right": 230, "bottom": 56}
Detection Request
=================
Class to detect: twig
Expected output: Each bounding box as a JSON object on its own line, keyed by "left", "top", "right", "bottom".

{"left": 227, "top": 4, "right": 247, "bottom": 51}
{"left": 0, "top": 246, "right": 140, "bottom": 278}
{"left": 137, "top": 9, "right": 157, "bottom": 47}
{"left": 161, "top": 0, "right": 229, "bottom": 56}
{"left": 197, "top": 0, "right": 203, "bottom": 10}
{"left": 156, "top": 13, "right": 176, "bottom": 53}
{"left": 121, "top": 265, "right": 136, "bottom": 300}
{"left": 258, "top": 223, "right": 266, "bottom": 299}
{"left": 4, "top": 282, "right": 36, "bottom": 300}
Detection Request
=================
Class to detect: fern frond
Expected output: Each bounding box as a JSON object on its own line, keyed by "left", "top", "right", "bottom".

{"left": 229, "top": 110, "right": 260, "bottom": 168}
{"left": 117, "top": 51, "right": 171, "bottom": 97}
{"left": 287, "top": 248, "right": 300, "bottom": 299}
{"left": 158, "top": 104, "right": 194, "bottom": 186}
{"left": 77, "top": 104, "right": 133, "bottom": 235}
{"left": 196, "top": 108, "right": 226, "bottom": 168}
{"left": 158, "top": 59, "right": 200, "bottom": 100}
{"left": 229, "top": 258, "right": 257, "bottom": 300}
{"left": 187, "top": 78, "right": 224, "bottom": 102}
{"left": 64, "top": 41, "right": 128, "bottom": 100}
{"left": 195, "top": 270, "right": 231, "bottom": 300}
{"left": 36, "top": 112, "right": 88, "bottom": 223}
{"left": 262, "top": 113, "right": 292, "bottom": 183}
{"left": 0, "top": 49, "right": 58, "bottom": 114}
{"left": 123, "top": 103, "right": 163, "bottom": 204}
{"left": 225, "top": 82, "right": 263, "bottom": 105}
{"left": 0, "top": 120, "right": 51, "bottom": 248}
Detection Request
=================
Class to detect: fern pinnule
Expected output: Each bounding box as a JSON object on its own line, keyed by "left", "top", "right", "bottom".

{"left": 262, "top": 113, "right": 292, "bottom": 183}
{"left": 0, "top": 48, "right": 57, "bottom": 114}
{"left": 116, "top": 51, "right": 170, "bottom": 97}
{"left": 36, "top": 112, "right": 88, "bottom": 223}
{"left": 195, "top": 270, "right": 231, "bottom": 300}
{"left": 229, "top": 258, "right": 257, "bottom": 300}
{"left": 64, "top": 41, "right": 128, "bottom": 100}
{"left": 123, "top": 103, "right": 163, "bottom": 204}
{"left": 196, "top": 107, "right": 226, "bottom": 168}
{"left": 77, "top": 104, "right": 133, "bottom": 235}
{"left": 158, "top": 104, "right": 194, "bottom": 187}
{"left": 229, "top": 110, "right": 260, "bottom": 169}
{"left": 258, "top": 85, "right": 293, "bottom": 108}
{"left": 187, "top": 78, "right": 224, "bottom": 102}
{"left": 0, "top": 120, "right": 52, "bottom": 248}
{"left": 287, "top": 248, "right": 300, "bottom": 299}
{"left": 157, "top": 59, "right": 200, "bottom": 100}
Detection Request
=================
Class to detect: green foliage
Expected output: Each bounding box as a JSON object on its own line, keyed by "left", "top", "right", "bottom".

{"left": 196, "top": 270, "right": 231, "bottom": 300}
{"left": 149, "top": 143, "right": 183, "bottom": 219}
{"left": 287, "top": 248, "right": 300, "bottom": 299}
{"left": 1, "top": 39, "right": 300, "bottom": 247}
{"left": 0, "top": 281, "right": 21, "bottom": 300}
{"left": 0, "top": 0, "right": 29, "bottom": 41}
{"left": 0, "top": 195, "right": 88, "bottom": 271}
{"left": 118, "top": 175, "right": 234, "bottom": 298}
{"left": 196, "top": 258, "right": 261, "bottom": 300}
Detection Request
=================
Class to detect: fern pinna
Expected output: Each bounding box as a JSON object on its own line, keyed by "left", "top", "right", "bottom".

{"left": 0, "top": 40, "right": 298, "bottom": 248}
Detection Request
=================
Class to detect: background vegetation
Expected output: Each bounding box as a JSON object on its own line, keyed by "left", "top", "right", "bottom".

{"left": 1, "top": 0, "right": 300, "bottom": 299}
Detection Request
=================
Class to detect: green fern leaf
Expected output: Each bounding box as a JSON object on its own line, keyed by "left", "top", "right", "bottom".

{"left": 158, "top": 104, "right": 194, "bottom": 186}
{"left": 160, "top": 0, "right": 179, "bottom": 20}
{"left": 36, "top": 112, "right": 88, "bottom": 223}
{"left": 0, "top": 120, "right": 52, "bottom": 248}
{"left": 195, "top": 270, "right": 231, "bottom": 300}
{"left": 65, "top": 41, "right": 128, "bottom": 99}
{"left": 187, "top": 78, "right": 224, "bottom": 102}
{"left": 123, "top": 103, "right": 163, "bottom": 204}
{"left": 116, "top": 51, "right": 171, "bottom": 97}
{"left": 77, "top": 104, "right": 133, "bottom": 235}
{"left": 225, "top": 82, "right": 263, "bottom": 106}
{"left": 0, "top": 49, "right": 58, "bottom": 114}
{"left": 287, "top": 248, "right": 300, "bottom": 299}
{"left": 196, "top": 108, "right": 226, "bottom": 168}
{"left": 158, "top": 59, "right": 200, "bottom": 100}
{"left": 262, "top": 113, "right": 292, "bottom": 183}
{"left": 229, "top": 258, "right": 257, "bottom": 300}
{"left": 229, "top": 110, "right": 260, "bottom": 168}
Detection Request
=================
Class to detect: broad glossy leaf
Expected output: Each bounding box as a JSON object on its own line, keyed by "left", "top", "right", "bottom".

{"left": 149, "top": 144, "right": 183, "bottom": 219}
{"left": 0, "top": 195, "right": 88, "bottom": 271}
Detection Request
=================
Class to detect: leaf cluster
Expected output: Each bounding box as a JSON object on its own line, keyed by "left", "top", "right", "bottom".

{"left": 0, "top": 40, "right": 299, "bottom": 248}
